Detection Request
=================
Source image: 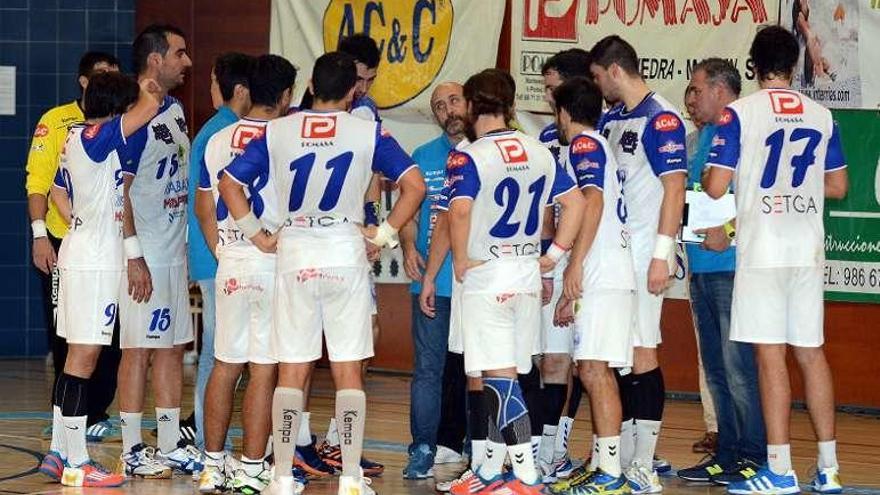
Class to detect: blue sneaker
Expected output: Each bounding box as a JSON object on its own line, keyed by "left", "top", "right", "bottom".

{"left": 39, "top": 450, "right": 66, "bottom": 481}
{"left": 85, "top": 420, "right": 115, "bottom": 443}
{"left": 568, "top": 469, "right": 630, "bottom": 495}
{"left": 728, "top": 466, "right": 800, "bottom": 495}
{"left": 403, "top": 443, "right": 435, "bottom": 479}
{"left": 294, "top": 436, "right": 335, "bottom": 478}
{"left": 810, "top": 466, "right": 842, "bottom": 494}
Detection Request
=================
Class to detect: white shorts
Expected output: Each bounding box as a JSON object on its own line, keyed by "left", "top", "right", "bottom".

{"left": 541, "top": 277, "right": 572, "bottom": 355}
{"left": 461, "top": 291, "right": 540, "bottom": 375}
{"left": 57, "top": 268, "right": 123, "bottom": 346}
{"left": 572, "top": 290, "right": 635, "bottom": 367}
{"left": 731, "top": 266, "right": 824, "bottom": 347}
{"left": 448, "top": 278, "right": 464, "bottom": 354}
{"left": 214, "top": 256, "right": 277, "bottom": 364}
{"left": 120, "top": 263, "right": 193, "bottom": 349}
{"left": 369, "top": 272, "right": 378, "bottom": 316}
{"left": 632, "top": 271, "right": 664, "bottom": 348}
{"left": 274, "top": 266, "right": 374, "bottom": 363}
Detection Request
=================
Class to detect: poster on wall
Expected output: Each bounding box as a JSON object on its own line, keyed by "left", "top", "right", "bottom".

{"left": 823, "top": 110, "right": 880, "bottom": 303}
{"left": 510, "top": 0, "right": 780, "bottom": 114}
{"left": 779, "top": 0, "right": 880, "bottom": 110}
{"left": 270, "top": 0, "right": 505, "bottom": 283}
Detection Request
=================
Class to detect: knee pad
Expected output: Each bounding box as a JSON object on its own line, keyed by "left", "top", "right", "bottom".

{"left": 483, "top": 377, "right": 528, "bottom": 431}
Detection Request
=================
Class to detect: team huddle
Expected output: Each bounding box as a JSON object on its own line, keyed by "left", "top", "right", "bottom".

{"left": 31, "top": 21, "right": 848, "bottom": 495}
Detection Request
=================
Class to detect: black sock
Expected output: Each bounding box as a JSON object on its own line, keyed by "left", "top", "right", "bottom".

{"left": 57, "top": 372, "right": 89, "bottom": 417}
{"left": 566, "top": 382, "right": 583, "bottom": 418}
{"left": 616, "top": 369, "right": 635, "bottom": 422}
{"left": 518, "top": 368, "right": 542, "bottom": 433}
{"left": 468, "top": 390, "right": 487, "bottom": 441}
{"left": 542, "top": 383, "right": 567, "bottom": 427}
{"left": 630, "top": 367, "right": 665, "bottom": 421}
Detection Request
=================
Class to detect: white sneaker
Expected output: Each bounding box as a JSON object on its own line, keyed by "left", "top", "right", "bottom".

{"left": 435, "top": 445, "right": 465, "bottom": 464}
{"left": 198, "top": 463, "right": 227, "bottom": 493}
{"left": 264, "top": 475, "right": 305, "bottom": 495}
{"left": 626, "top": 461, "right": 663, "bottom": 494}
{"left": 157, "top": 440, "right": 204, "bottom": 480}
{"left": 119, "top": 443, "right": 172, "bottom": 479}
{"left": 810, "top": 466, "right": 843, "bottom": 494}
{"left": 338, "top": 468, "right": 375, "bottom": 495}
{"left": 435, "top": 468, "right": 475, "bottom": 492}
{"left": 232, "top": 463, "right": 273, "bottom": 495}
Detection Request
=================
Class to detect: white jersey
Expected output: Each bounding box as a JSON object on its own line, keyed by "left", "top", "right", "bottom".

{"left": 199, "top": 117, "right": 280, "bottom": 259}
{"left": 599, "top": 93, "right": 687, "bottom": 272}
{"left": 446, "top": 129, "right": 576, "bottom": 294}
{"left": 351, "top": 95, "right": 380, "bottom": 122}
{"left": 707, "top": 88, "right": 846, "bottom": 268}
{"left": 568, "top": 130, "right": 636, "bottom": 291}
{"left": 120, "top": 96, "right": 190, "bottom": 267}
{"left": 54, "top": 118, "right": 127, "bottom": 271}
{"left": 225, "top": 110, "right": 416, "bottom": 270}
{"left": 538, "top": 122, "right": 575, "bottom": 275}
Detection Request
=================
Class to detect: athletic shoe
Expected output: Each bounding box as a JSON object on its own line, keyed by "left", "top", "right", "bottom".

{"left": 652, "top": 457, "right": 672, "bottom": 475}
{"left": 318, "top": 440, "right": 384, "bottom": 477}
{"left": 157, "top": 439, "right": 204, "bottom": 479}
{"left": 676, "top": 455, "right": 726, "bottom": 482}
{"left": 199, "top": 463, "right": 228, "bottom": 493}
{"left": 294, "top": 436, "right": 335, "bottom": 478}
{"left": 437, "top": 469, "right": 475, "bottom": 492}
{"left": 38, "top": 450, "right": 65, "bottom": 481}
{"left": 692, "top": 432, "right": 717, "bottom": 454}
{"left": 450, "top": 473, "right": 503, "bottom": 495}
{"left": 549, "top": 465, "right": 593, "bottom": 494}
{"left": 810, "top": 466, "right": 843, "bottom": 494}
{"left": 403, "top": 443, "right": 435, "bottom": 479}
{"left": 264, "top": 474, "right": 305, "bottom": 495}
{"left": 85, "top": 420, "right": 115, "bottom": 442}
{"left": 625, "top": 462, "right": 662, "bottom": 494}
{"left": 567, "top": 469, "right": 631, "bottom": 495}
{"left": 231, "top": 462, "right": 273, "bottom": 495}
{"left": 543, "top": 457, "right": 575, "bottom": 483}
{"left": 488, "top": 478, "right": 550, "bottom": 494}
{"left": 120, "top": 443, "right": 173, "bottom": 479}
{"left": 61, "top": 461, "right": 126, "bottom": 487}
{"left": 436, "top": 445, "right": 466, "bottom": 464}
{"left": 338, "top": 468, "right": 375, "bottom": 495}
{"left": 727, "top": 467, "right": 799, "bottom": 495}
{"left": 710, "top": 459, "right": 761, "bottom": 486}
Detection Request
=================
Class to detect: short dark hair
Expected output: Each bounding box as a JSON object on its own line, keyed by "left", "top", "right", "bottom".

{"left": 553, "top": 76, "right": 603, "bottom": 128}
{"left": 249, "top": 54, "right": 297, "bottom": 107}
{"left": 463, "top": 69, "right": 515, "bottom": 121}
{"left": 312, "top": 52, "right": 357, "bottom": 102}
{"left": 750, "top": 25, "right": 799, "bottom": 81}
{"left": 694, "top": 57, "right": 742, "bottom": 97}
{"left": 214, "top": 52, "right": 254, "bottom": 102}
{"left": 590, "top": 35, "right": 639, "bottom": 76}
{"left": 541, "top": 48, "right": 591, "bottom": 80}
{"left": 338, "top": 34, "right": 380, "bottom": 68}
{"left": 133, "top": 24, "right": 186, "bottom": 74}
{"left": 78, "top": 51, "right": 120, "bottom": 79}
{"left": 83, "top": 72, "right": 139, "bottom": 120}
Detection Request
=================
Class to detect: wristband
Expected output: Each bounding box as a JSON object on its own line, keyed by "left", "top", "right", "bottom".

{"left": 723, "top": 221, "right": 736, "bottom": 240}
{"left": 652, "top": 234, "right": 674, "bottom": 260}
{"left": 124, "top": 236, "right": 144, "bottom": 259}
{"left": 31, "top": 219, "right": 48, "bottom": 239}
{"left": 363, "top": 201, "right": 379, "bottom": 226}
{"left": 366, "top": 220, "right": 399, "bottom": 248}
{"left": 546, "top": 242, "right": 568, "bottom": 263}
{"left": 235, "top": 211, "right": 263, "bottom": 239}
{"left": 540, "top": 238, "right": 552, "bottom": 255}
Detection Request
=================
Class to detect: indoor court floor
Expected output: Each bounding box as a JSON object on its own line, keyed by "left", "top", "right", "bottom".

{"left": 0, "top": 359, "right": 878, "bottom": 494}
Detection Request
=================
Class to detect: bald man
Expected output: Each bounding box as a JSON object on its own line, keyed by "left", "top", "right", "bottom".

{"left": 401, "top": 82, "right": 468, "bottom": 479}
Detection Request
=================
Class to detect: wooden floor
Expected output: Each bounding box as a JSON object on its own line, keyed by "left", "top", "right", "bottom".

{"left": 0, "top": 359, "right": 878, "bottom": 494}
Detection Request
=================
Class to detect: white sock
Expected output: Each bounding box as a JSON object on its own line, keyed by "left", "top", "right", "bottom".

{"left": 554, "top": 416, "right": 574, "bottom": 462}
{"left": 817, "top": 440, "right": 838, "bottom": 469}
{"left": 272, "top": 388, "right": 304, "bottom": 481}
{"left": 633, "top": 419, "right": 661, "bottom": 468}
{"left": 62, "top": 415, "right": 89, "bottom": 467}
{"left": 241, "top": 456, "right": 265, "bottom": 476}
{"left": 538, "top": 425, "right": 557, "bottom": 467}
{"left": 530, "top": 435, "right": 541, "bottom": 465}
{"left": 471, "top": 439, "right": 487, "bottom": 471}
{"left": 205, "top": 451, "right": 224, "bottom": 467}
{"left": 120, "top": 411, "right": 143, "bottom": 453}
{"left": 326, "top": 417, "right": 339, "bottom": 446}
{"left": 296, "top": 412, "right": 312, "bottom": 447}
{"left": 598, "top": 436, "right": 622, "bottom": 477}
{"left": 768, "top": 444, "right": 792, "bottom": 475}
{"left": 50, "top": 406, "right": 66, "bottom": 456}
{"left": 508, "top": 441, "right": 539, "bottom": 485}
{"left": 156, "top": 407, "right": 180, "bottom": 453}
{"left": 589, "top": 434, "right": 599, "bottom": 471}
{"left": 620, "top": 420, "right": 635, "bottom": 467}
{"left": 478, "top": 439, "right": 507, "bottom": 480}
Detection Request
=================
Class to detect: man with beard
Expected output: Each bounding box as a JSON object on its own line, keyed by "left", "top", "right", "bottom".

{"left": 400, "top": 82, "right": 468, "bottom": 479}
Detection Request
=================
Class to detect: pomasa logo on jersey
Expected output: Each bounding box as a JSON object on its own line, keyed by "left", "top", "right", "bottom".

{"left": 302, "top": 115, "right": 338, "bottom": 139}
{"left": 323, "top": 0, "right": 453, "bottom": 108}
{"left": 496, "top": 138, "right": 529, "bottom": 164}
{"left": 768, "top": 90, "right": 804, "bottom": 115}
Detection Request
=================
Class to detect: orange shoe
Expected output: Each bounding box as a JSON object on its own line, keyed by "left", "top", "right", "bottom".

{"left": 61, "top": 461, "right": 126, "bottom": 487}
{"left": 489, "top": 478, "right": 550, "bottom": 494}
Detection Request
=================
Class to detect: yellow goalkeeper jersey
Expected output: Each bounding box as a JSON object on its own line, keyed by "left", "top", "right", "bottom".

{"left": 25, "top": 100, "right": 84, "bottom": 238}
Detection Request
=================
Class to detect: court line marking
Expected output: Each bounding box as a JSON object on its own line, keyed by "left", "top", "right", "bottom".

{"left": 0, "top": 443, "right": 41, "bottom": 483}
